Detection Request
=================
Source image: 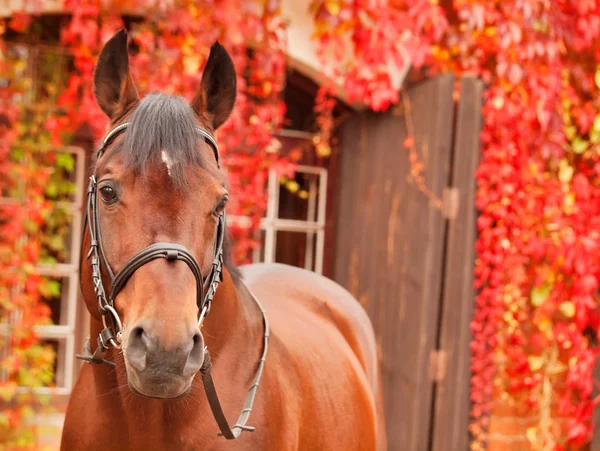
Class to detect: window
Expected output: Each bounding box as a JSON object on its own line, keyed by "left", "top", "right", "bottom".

{"left": 254, "top": 164, "right": 327, "bottom": 274}
{"left": 1, "top": 42, "right": 70, "bottom": 108}
{"left": 34, "top": 147, "right": 86, "bottom": 394}
{"left": 230, "top": 132, "right": 329, "bottom": 274}
{"left": 0, "top": 146, "right": 85, "bottom": 395}
{"left": 0, "top": 41, "right": 81, "bottom": 394}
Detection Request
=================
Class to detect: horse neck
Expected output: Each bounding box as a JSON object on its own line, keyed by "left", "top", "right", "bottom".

{"left": 87, "top": 267, "right": 260, "bottom": 430}
{"left": 198, "top": 267, "right": 258, "bottom": 355}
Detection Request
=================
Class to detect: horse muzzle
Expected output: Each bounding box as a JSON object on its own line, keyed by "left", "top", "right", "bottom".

{"left": 123, "top": 320, "right": 205, "bottom": 398}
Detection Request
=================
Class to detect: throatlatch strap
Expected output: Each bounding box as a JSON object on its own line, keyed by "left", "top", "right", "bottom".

{"left": 199, "top": 290, "right": 269, "bottom": 439}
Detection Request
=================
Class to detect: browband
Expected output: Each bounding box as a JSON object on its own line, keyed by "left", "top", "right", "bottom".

{"left": 97, "top": 121, "right": 220, "bottom": 166}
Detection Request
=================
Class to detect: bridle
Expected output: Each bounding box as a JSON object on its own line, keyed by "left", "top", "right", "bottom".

{"left": 76, "top": 121, "right": 269, "bottom": 440}
{"left": 78, "top": 122, "right": 224, "bottom": 361}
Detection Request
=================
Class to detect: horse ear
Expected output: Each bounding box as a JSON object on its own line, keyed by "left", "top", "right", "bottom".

{"left": 94, "top": 29, "right": 139, "bottom": 120}
{"left": 191, "top": 42, "right": 236, "bottom": 130}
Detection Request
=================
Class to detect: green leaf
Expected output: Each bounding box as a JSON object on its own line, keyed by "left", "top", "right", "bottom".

{"left": 571, "top": 137, "right": 589, "bottom": 154}
{"left": 593, "top": 114, "right": 600, "bottom": 132}
{"left": 564, "top": 125, "right": 577, "bottom": 141}
{"left": 531, "top": 284, "right": 552, "bottom": 307}
{"left": 45, "top": 182, "right": 58, "bottom": 198}
{"left": 39, "top": 256, "right": 58, "bottom": 265}
{"left": 20, "top": 405, "right": 35, "bottom": 419}
{"left": 48, "top": 280, "right": 61, "bottom": 297}
{"left": 56, "top": 153, "right": 74, "bottom": 172}
{"left": 11, "top": 147, "right": 25, "bottom": 161}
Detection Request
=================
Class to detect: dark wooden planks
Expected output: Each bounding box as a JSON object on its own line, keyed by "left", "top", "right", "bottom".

{"left": 590, "top": 359, "right": 600, "bottom": 451}
{"left": 333, "top": 74, "right": 456, "bottom": 450}
{"left": 430, "top": 76, "right": 483, "bottom": 451}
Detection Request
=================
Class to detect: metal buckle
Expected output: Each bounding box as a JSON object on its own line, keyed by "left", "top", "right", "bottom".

{"left": 101, "top": 304, "right": 123, "bottom": 348}
{"left": 87, "top": 175, "right": 96, "bottom": 193}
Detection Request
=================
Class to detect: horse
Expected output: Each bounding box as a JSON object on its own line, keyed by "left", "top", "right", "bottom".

{"left": 61, "top": 29, "right": 386, "bottom": 451}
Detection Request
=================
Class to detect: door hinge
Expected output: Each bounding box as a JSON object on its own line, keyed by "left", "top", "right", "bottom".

{"left": 428, "top": 349, "right": 447, "bottom": 382}
{"left": 442, "top": 187, "right": 460, "bottom": 220}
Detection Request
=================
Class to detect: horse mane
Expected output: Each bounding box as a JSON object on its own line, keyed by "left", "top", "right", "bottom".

{"left": 98, "top": 92, "right": 242, "bottom": 284}
{"left": 122, "top": 92, "right": 209, "bottom": 184}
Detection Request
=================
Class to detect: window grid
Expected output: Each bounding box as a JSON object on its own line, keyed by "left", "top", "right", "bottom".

{"left": 1, "top": 146, "right": 85, "bottom": 395}
{"left": 231, "top": 165, "right": 327, "bottom": 274}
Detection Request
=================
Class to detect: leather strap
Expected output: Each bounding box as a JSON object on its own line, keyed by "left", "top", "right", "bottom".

{"left": 110, "top": 243, "right": 205, "bottom": 309}
{"left": 96, "top": 121, "right": 220, "bottom": 166}
{"left": 199, "top": 289, "right": 269, "bottom": 439}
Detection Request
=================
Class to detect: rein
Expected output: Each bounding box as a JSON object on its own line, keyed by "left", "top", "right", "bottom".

{"left": 76, "top": 121, "right": 269, "bottom": 440}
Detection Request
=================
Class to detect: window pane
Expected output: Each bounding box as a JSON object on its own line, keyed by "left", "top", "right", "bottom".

{"left": 275, "top": 230, "right": 318, "bottom": 270}
{"left": 253, "top": 229, "right": 266, "bottom": 263}
{"left": 32, "top": 47, "right": 69, "bottom": 106}
{"left": 39, "top": 205, "right": 76, "bottom": 265}
{"left": 21, "top": 339, "right": 61, "bottom": 389}
{"left": 35, "top": 149, "right": 81, "bottom": 204}
{"left": 278, "top": 171, "right": 320, "bottom": 221}
{"left": 1, "top": 44, "right": 30, "bottom": 104}
{"left": 39, "top": 276, "right": 74, "bottom": 326}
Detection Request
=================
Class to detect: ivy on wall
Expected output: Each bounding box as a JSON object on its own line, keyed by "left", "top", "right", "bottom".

{"left": 2, "top": 1, "right": 600, "bottom": 450}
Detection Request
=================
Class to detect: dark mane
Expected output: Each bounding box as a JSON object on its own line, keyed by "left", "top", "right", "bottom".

{"left": 222, "top": 235, "right": 242, "bottom": 282}
{"left": 116, "top": 92, "right": 242, "bottom": 283}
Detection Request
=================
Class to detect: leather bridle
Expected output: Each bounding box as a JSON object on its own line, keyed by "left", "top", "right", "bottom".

{"left": 76, "top": 121, "right": 269, "bottom": 440}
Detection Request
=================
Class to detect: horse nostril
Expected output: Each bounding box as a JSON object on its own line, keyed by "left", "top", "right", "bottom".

{"left": 127, "top": 325, "right": 150, "bottom": 371}
{"left": 183, "top": 331, "right": 204, "bottom": 376}
{"left": 190, "top": 331, "right": 203, "bottom": 357}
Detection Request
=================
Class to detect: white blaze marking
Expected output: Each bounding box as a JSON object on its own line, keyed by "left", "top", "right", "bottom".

{"left": 161, "top": 150, "right": 173, "bottom": 177}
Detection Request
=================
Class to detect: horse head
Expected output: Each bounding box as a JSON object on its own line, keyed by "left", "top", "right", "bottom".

{"left": 80, "top": 29, "right": 236, "bottom": 399}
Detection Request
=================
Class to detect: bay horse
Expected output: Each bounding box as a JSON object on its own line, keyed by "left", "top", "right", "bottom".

{"left": 61, "top": 29, "right": 386, "bottom": 451}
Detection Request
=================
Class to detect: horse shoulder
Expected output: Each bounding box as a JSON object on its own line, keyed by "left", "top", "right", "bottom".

{"left": 241, "top": 263, "right": 379, "bottom": 388}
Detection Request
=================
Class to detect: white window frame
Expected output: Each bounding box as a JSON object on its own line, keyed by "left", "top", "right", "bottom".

{"left": 230, "top": 165, "right": 328, "bottom": 274}
{"left": 1, "top": 146, "right": 85, "bottom": 395}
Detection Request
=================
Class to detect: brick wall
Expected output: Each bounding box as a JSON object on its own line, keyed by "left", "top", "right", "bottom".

{"left": 488, "top": 391, "right": 539, "bottom": 450}
{"left": 488, "top": 385, "right": 588, "bottom": 451}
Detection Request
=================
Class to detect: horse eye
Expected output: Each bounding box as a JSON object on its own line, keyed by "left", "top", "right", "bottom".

{"left": 99, "top": 185, "right": 118, "bottom": 204}
{"left": 213, "top": 197, "right": 227, "bottom": 217}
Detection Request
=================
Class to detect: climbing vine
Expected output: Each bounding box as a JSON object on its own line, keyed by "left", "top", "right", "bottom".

{"left": 3, "top": 1, "right": 600, "bottom": 450}
{"left": 432, "top": 2, "right": 600, "bottom": 449}
{"left": 0, "top": 25, "right": 66, "bottom": 447}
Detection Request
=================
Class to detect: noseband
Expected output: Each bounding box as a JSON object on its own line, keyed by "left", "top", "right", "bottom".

{"left": 77, "top": 121, "right": 269, "bottom": 440}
